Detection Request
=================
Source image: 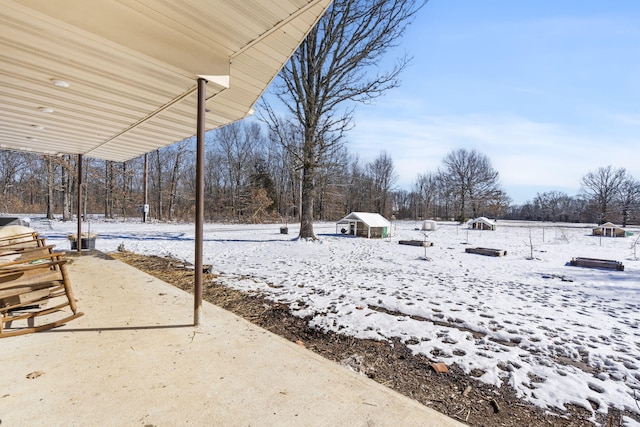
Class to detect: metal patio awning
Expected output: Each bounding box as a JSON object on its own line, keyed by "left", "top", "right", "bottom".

{"left": 0, "top": 0, "right": 331, "bottom": 162}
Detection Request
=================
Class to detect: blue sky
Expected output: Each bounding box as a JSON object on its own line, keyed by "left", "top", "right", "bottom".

{"left": 346, "top": 0, "right": 640, "bottom": 204}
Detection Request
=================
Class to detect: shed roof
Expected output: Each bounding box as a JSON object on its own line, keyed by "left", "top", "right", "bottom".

{"left": 0, "top": 0, "right": 331, "bottom": 162}
{"left": 337, "top": 212, "right": 390, "bottom": 228}
{"left": 595, "top": 222, "right": 622, "bottom": 229}
{"left": 470, "top": 217, "right": 496, "bottom": 226}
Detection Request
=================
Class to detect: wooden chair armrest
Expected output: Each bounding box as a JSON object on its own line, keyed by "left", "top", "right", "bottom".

{"left": 0, "top": 232, "right": 39, "bottom": 243}
{"left": 0, "top": 237, "right": 46, "bottom": 250}
{"left": 0, "top": 244, "right": 56, "bottom": 256}
{"left": 0, "top": 253, "right": 66, "bottom": 271}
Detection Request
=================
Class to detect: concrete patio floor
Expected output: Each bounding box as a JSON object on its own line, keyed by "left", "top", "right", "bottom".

{"left": 0, "top": 252, "right": 462, "bottom": 426}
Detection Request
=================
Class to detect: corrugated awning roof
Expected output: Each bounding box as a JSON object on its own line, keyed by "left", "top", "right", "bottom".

{"left": 0, "top": 0, "right": 331, "bottom": 162}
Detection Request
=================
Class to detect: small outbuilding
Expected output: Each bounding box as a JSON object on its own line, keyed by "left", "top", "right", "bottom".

{"left": 469, "top": 217, "right": 496, "bottom": 231}
{"left": 422, "top": 220, "right": 438, "bottom": 231}
{"left": 337, "top": 212, "right": 390, "bottom": 238}
{"left": 592, "top": 222, "right": 627, "bottom": 238}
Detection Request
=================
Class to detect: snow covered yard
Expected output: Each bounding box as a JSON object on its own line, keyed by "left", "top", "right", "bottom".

{"left": 33, "top": 217, "right": 640, "bottom": 422}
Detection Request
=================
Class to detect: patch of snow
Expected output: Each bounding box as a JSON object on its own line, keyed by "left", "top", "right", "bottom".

{"left": 31, "top": 217, "right": 640, "bottom": 417}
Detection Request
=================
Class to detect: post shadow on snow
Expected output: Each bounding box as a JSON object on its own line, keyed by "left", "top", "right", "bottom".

{"left": 43, "top": 231, "right": 194, "bottom": 242}
{"left": 43, "top": 231, "right": 290, "bottom": 244}
{"left": 203, "top": 238, "right": 298, "bottom": 243}
{"left": 100, "top": 232, "right": 299, "bottom": 244}
{"left": 44, "top": 229, "right": 361, "bottom": 244}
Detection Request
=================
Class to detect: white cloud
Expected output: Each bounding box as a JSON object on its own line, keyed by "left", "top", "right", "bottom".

{"left": 608, "top": 113, "right": 640, "bottom": 126}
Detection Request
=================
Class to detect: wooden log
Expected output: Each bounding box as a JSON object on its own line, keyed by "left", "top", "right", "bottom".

{"left": 465, "top": 247, "right": 507, "bottom": 257}
{"left": 398, "top": 240, "right": 433, "bottom": 247}
{"left": 570, "top": 257, "right": 624, "bottom": 271}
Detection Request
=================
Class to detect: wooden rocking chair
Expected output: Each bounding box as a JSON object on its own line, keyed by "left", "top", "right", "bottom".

{"left": 0, "top": 246, "right": 83, "bottom": 338}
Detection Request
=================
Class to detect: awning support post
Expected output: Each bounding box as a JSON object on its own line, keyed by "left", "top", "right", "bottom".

{"left": 194, "top": 78, "right": 207, "bottom": 326}
{"left": 142, "top": 153, "right": 148, "bottom": 223}
{"left": 76, "top": 154, "right": 83, "bottom": 253}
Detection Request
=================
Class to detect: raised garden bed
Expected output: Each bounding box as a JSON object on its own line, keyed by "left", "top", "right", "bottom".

{"left": 465, "top": 247, "right": 507, "bottom": 257}
{"left": 399, "top": 240, "right": 433, "bottom": 247}
{"left": 569, "top": 257, "right": 624, "bottom": 271}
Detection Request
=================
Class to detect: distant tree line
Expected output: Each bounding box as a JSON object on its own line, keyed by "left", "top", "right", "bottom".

{"left": 405, "top": 157, "right": 640, "bottom": 225}
{"left": 0, "top": 122, "right": 399, "bottom": 223}
{"left": 504, "top": 166, "right": 640, "bottom": 226}
{"left": 1, "top": 128, "right": 637, "bottom": 226}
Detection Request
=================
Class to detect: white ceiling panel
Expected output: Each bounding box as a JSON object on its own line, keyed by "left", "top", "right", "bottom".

{"left": 0, "top": 0, "right": 331, "bottom": 162}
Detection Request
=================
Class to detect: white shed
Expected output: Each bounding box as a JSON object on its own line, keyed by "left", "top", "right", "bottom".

{"left": 592, "top": 222, "right": 626, "bottom": 237}
{"left": 336, "top": 212, "right": 390, "bottom": 238}
{"left": 469, "top": 217, "right": 496, "bottom": 231}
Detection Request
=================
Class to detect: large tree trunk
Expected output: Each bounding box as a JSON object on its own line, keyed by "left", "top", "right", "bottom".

{"left": 458, "top": 192, "right": 466, "bottom": 222}
{"left": 104, "top": 161, "right": 114, "bottom": 219}
{"left": 299, "top": 164, "right": 316, "bottom": 239}
{"left": 167, "top": 150, "right": 182, "bottom": 221}
{"left": 299, "top": 124, "right": 318, "bottom": 238}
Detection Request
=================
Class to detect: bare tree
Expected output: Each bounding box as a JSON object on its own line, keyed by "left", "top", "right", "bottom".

{"left": 580, "top": 165, "right": 627, "bottom": 224}
{"left": 263, "top": 129, "right": 300, "bottom": 220}
{"left": 391, "top": 189, "right": 411, "bottom": 219}
{"left": 246, "top": 187, "right": 273, "bottom": 223}
{"left": 152, "top": 149, "right": 164, "bottom": 220}
{"left": 121, "top": 157, "right": 144, "bottom": 217}
{"left": 45, "top": 155, "right": 56, "bottom": 219}
{"left": 203, "top": 149, "right": 225, "bottom": 219}
{"left": 118, "top": 162, "right": 128, "bottom": 216}
{"left": 82, "top": 157, "right": 92, "bottom": 220}
{"left": 533, "top": 191, "right": 569, "bottom": 222}
{"left": 367, "top": 151, "right": 397, "bottom": 217}
{"left": 104, "top": 160, "right": 115, "bottom": 218}
{"left": 617, "top": 175, "right": 640, "bottom": 227}
{"left": 165, "top": 141, "right": 191, "bottom": 221}
{"left": 483, "top": 189, "right": 511, "bottom": 219}
{"left": 0, "top": 151, "right": 26, "bottom": 199}
{"left": 413, "top": 172, "right": 439, "bottom": 219}
{"left": 310, "top": 145, "right": 348, "bottom": 220}
{"left": 215, "top": 122, "right": 262, "bottom": 220}
{"left": 262, "top": 0, "right": 425, "bottom": 239}
{"left": 337, "top": 154, "right": 361, "bottom": 213}
{"left": 0, "top": 151, "right": 149, "bottom": 218}
{"left": 60, "top": 155, "right": 76, "bottom": 221}
{"left": 441, "top": 149, "right": 501, "bottom": 221}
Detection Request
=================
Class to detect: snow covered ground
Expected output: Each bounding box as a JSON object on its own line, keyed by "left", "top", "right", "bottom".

{"left": 29, "top": 216, "right": 640, "bottom": 422}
